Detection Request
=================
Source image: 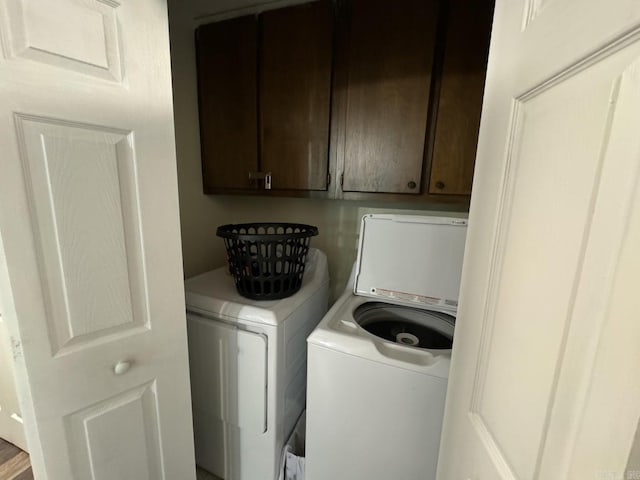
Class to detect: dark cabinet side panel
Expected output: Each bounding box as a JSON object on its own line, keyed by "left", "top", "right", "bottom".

{"left": 341, "top": 0, "right": 439, "bottom": 194}
{"left": 196, "top": 17, "right": 258, "bottom": 191}
{"left": 260, "top": 1, "right": 333, "bottom": 191}
{"left": 428, "top": 0, "right": 494, "bottom": 195}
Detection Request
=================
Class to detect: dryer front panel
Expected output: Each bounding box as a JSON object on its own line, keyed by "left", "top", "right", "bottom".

{"left": 187, "top": 313, "right": 267, "bottom": 432}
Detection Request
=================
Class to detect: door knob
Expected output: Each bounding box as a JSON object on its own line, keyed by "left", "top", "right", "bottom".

{"left": 113, "top": 360, "right": 132, "bottom": 375}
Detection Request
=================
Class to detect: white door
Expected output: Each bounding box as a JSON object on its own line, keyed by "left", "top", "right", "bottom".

{"left": 439, "top": 1, "right": 640, "bottom": 479}
{"left": 0, "top": 0, "right": 196, "bottom": 478}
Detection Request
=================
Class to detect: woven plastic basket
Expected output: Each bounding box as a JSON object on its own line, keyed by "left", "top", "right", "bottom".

{"left": 216, "top": 223, "right": 319, "bottom": 300}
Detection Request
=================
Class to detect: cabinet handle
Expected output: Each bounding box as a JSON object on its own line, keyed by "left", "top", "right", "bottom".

{"left": 435, "top": 181, "right": 445, "bottom": 189}
{"left": 407, "top": 181, "right": 417, "bottom": 189}
{"left": 248, "top": 171, "right": 272, "bottom": 190}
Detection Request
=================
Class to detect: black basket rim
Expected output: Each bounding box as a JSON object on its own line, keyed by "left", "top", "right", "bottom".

{"left": 216, "top": 222, "right": 318, "bottom": 241}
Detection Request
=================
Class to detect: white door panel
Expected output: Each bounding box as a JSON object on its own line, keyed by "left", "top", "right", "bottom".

{"left": 16, "top": 115, "right": 148, "bottom": 353}
{"left": 439, "top": 1, "right": 640, "bottom": 479}
{"left": 0, "top": 0, "right": 195, "bottom": 478}
{"left": 0, "top": 0, "right": 121, "bottom": 80}
{"left": 65, "top": 382, "right": 163, "bottom": 480}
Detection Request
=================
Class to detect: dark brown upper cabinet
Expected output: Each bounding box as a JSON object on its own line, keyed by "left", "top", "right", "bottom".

{"left": 260, "top": 1, "right": 333, "bottom": 191}
{"left": 428, "top": 0, "right": 494, "bottom": 196}
{"left": 196, "top": 1, "right": 333, "bottom": 194}
{"left": 195, "top": 0, "right": 494, "bottom": 205}
{"left": 332, "top": 0, "right": 493, "bottom": 204}
{"left": 338, "top": 0, "right": 440, "bottom": 194}
{"left": 196, "top": 16, "right": 258, "bottom": 192}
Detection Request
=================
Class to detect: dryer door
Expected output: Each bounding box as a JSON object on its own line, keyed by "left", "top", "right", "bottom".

{"left": 187, "top": 313, "right": 268, "bottom": 477}
{"left": 187, "top": 313, "right": 267, "bottom": 433}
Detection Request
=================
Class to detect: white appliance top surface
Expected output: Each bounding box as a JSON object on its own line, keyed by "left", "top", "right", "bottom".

{"left": 307, "top": 291, "right": 453, "bottom": 378}
{"left": 185, "top": 248, "right": 328, "bottom": 326}
{"left": 354, "top": 215, "right": 467, "bottom": 311}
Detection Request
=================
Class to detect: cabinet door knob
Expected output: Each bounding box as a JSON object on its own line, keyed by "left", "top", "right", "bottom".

{"left": 114, "top": 360, "right": 132, "bottom": 375}
{"left": 435, "top": 181, "right": 445, "bottom": 189}
{"left": 407, "top": 181, "right": 417, "bottom": 189}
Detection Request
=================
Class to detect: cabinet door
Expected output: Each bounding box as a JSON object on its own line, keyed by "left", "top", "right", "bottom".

{"left": 196, "top": 16, "right": 258, "bottom": 191}
{"left": 260, "top": 1, "right": 333, "bottom": 191}
{"left": 428, "top": 0, "right": 494, "bottom": 196}
{"left": 341, "top": 0, "right": 439, "bottom": 194}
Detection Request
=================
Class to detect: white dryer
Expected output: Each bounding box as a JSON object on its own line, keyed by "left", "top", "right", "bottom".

{"left": 305, "top": 215, "right": 467, "bottom": 480}
{"left": 185, "top": 248, "right": 329, "bottom": 480}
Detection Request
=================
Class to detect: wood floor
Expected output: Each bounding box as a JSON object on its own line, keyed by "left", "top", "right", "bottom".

{"left": 196, "top": 466, "right": 222, "bottom": 480}
{"left": 0, "top": 438, "right": 33, "bottom": 480}
{"left": 0, "top": 437, "right": 222, "bottom": 479}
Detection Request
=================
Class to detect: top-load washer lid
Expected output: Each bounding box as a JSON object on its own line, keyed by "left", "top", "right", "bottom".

{"left": 354, "top": 215, "right": 467, "bottom": 311}
{"left": 185, "top": 248, "right": 328, "bottom": 326}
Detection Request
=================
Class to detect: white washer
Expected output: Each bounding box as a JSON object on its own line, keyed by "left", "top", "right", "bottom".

{"left": 185, "top": 248, "right": 329, "bottom": 480}
{"left": 306, "top": 215, "right": 467, "bottom": 480}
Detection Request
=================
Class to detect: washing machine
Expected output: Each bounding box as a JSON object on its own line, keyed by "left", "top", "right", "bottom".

{"left": 305, "top": 215, "right": 467, "bottom": 480}
{"left": 185, "top": 248, "right": 329, "bottom": 480}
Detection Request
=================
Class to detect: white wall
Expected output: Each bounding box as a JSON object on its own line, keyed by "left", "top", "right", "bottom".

{"left": 167, "top": 0, "right": 467, "bottom": 301}
{"left": 0, "top": 290, "right": 27, "bottom": 451}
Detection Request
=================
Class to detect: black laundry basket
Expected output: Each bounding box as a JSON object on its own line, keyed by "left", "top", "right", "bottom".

{"left": 216, "top": 223, "right": 318, "bottom": 300}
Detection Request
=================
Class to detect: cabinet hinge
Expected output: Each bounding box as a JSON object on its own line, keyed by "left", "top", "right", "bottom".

{"left": 327, "top": 173, "right": 331, "bottom": 186}
{"left": 10, "top": 336, "right": 23, "bottom": 361}
{"left": 340, "top": 172, "right": 344, "bottom": 187}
